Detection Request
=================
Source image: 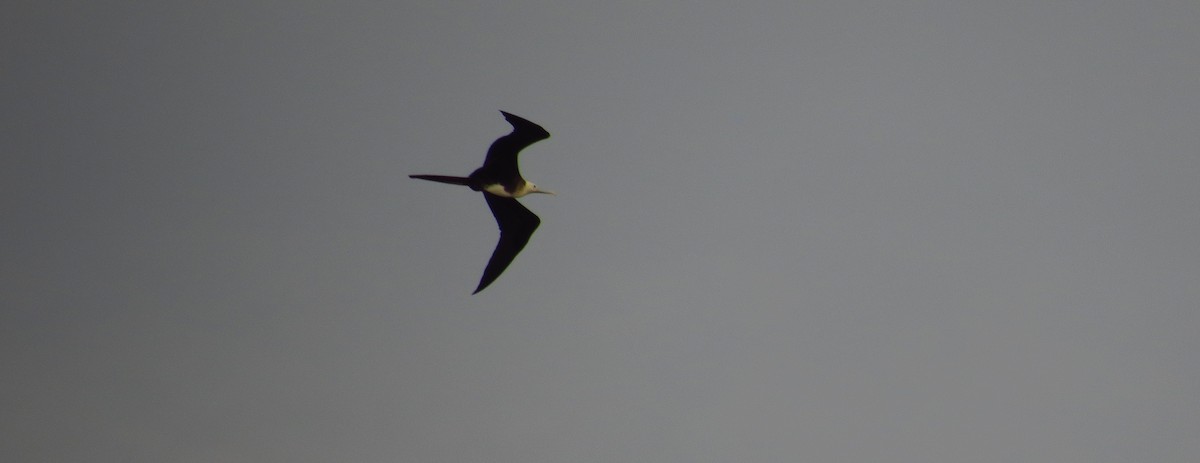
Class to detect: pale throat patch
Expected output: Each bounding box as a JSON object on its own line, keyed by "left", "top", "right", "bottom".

{"left": 484, "top": 181, "right": 536, "bottom": 198}
{"left": 484, "top": 183, "right": 516, "bottom": 197}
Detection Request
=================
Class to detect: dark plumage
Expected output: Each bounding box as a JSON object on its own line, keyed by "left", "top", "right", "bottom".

{"left": 410, "top": 111, "right": 554, "bottom": 294}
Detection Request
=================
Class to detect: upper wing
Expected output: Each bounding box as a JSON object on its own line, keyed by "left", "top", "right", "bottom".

{"left": 477, "top": 111, "right": 550, "bottom": 181}
{"left": 474, "top": 193, "right": 542, "bottom": 294}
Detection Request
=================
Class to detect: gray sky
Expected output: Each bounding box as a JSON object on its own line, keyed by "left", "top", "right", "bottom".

{"left": 4, "top": 1, "right": 1198, "bottom": 462}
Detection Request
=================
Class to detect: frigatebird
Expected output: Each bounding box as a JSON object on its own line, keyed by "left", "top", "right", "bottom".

{"left": 410, "top": 111, "right": 554, "bottom": 294}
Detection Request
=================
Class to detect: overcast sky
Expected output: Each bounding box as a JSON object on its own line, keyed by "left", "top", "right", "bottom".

{"left": 3, "top": 1, "right": 1198, "bottom": 462}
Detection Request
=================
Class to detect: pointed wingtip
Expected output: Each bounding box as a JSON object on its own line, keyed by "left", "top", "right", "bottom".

{"left": 497, "top": 111, "right": 550, "bottom": 139}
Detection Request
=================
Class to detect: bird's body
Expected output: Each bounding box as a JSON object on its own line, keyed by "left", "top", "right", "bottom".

{"left": 482, "top": 180, "right": 537, "bottom": 198}
{"left": 410, "top": 111, "right": 553, "bottom": 294}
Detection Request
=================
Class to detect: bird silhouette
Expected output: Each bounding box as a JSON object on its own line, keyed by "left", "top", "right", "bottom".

{"left": 410, "top": 111, "right": 554, "bottom": 293}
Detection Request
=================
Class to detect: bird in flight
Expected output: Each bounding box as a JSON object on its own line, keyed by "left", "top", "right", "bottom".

{"left": 410, "top": 111, "right": 554, "bottom": 294}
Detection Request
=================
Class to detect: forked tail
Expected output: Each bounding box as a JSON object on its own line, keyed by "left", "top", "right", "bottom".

{"left": 409, "top": 174, "right": 472, "bottom": 186}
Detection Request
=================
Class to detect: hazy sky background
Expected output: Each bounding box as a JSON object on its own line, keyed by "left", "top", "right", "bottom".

{"left": 4, "top": 1, "right": 1198, "bottom": 462}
